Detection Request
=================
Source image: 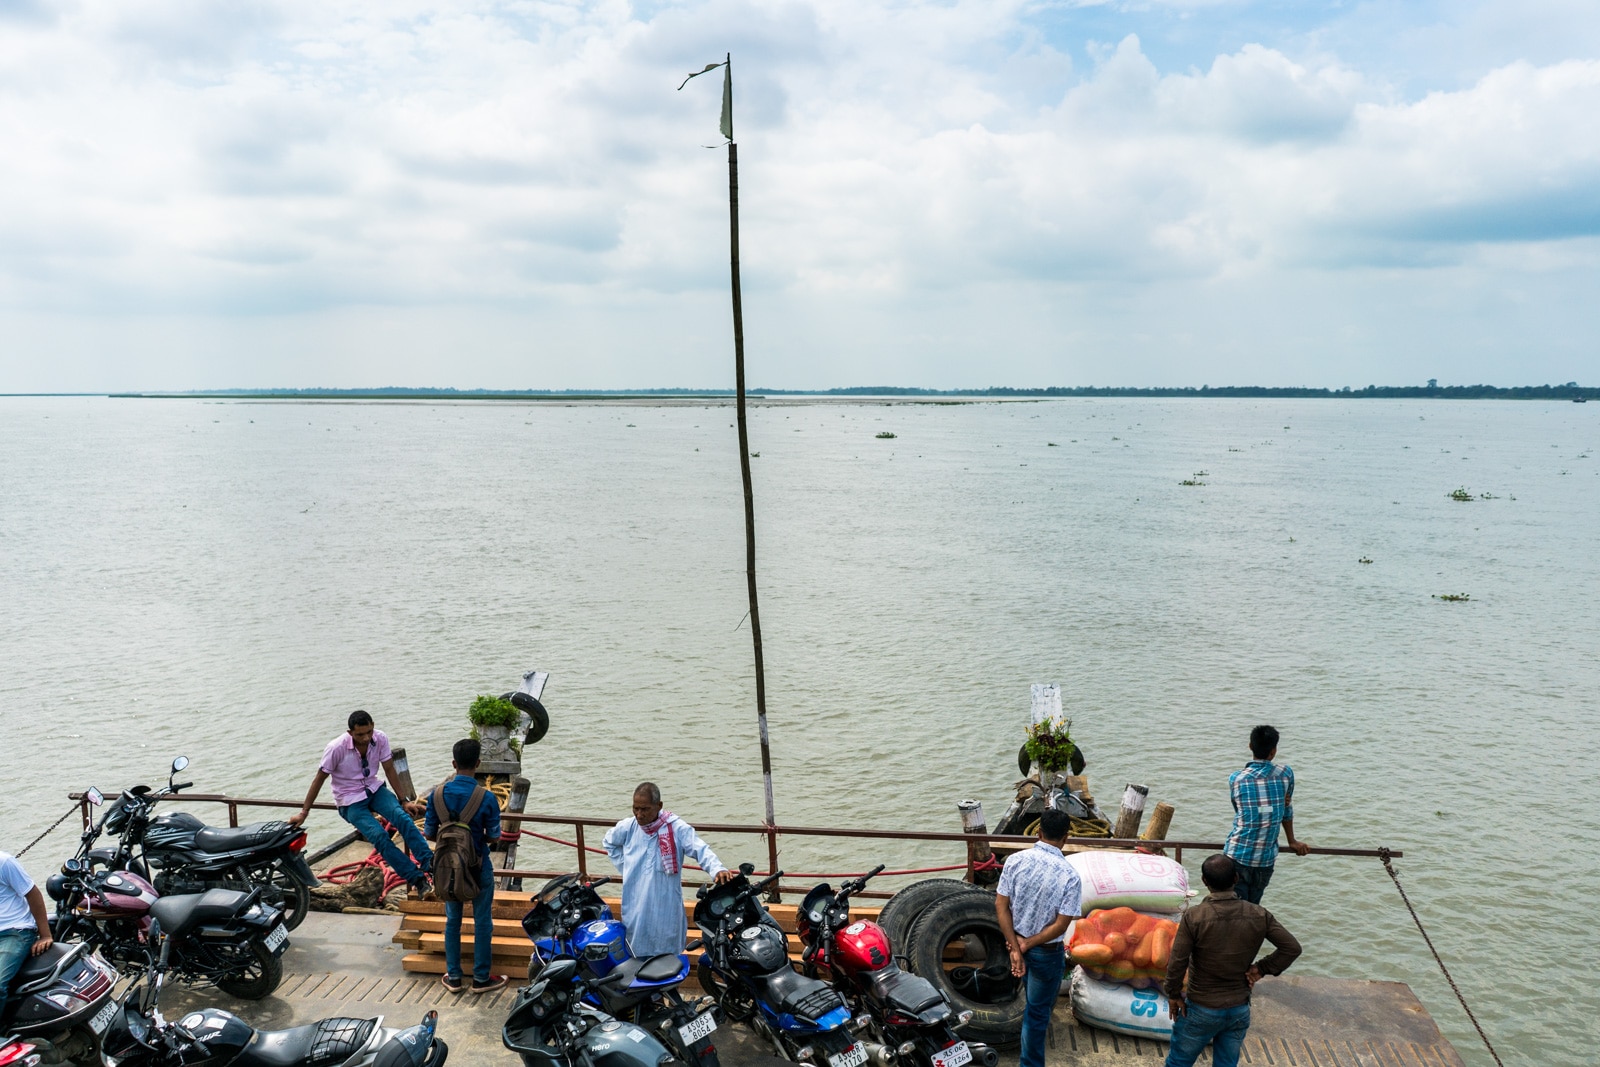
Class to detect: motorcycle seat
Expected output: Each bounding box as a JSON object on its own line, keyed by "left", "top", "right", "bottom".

{"left": 755, "top": 967, "right": 843, "bottom": 1022}
{"left": 151, "top": 888, "right": 254, "bottom": 937}
{"left": 194, "top": 821, "right": 289, "bottom": 852}
{"left": 8, "top": 943, "right": 79, "bottom": 993}
{"left": 231, "top": 1016, "right": 377, "bottom": 1067}
{"left": 865, "top": 968, "right": 945, "bottom": 1014}
{"left": 612, "top": 953, "right": 688, "bottom": 987}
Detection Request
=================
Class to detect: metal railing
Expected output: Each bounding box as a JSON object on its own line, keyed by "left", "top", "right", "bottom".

{"left": 69, "top": 790, "right": 1400, "bottom": 902}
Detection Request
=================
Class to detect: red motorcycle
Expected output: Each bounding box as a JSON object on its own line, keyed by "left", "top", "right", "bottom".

{"left": 798, "top": 867, "right": 997, "bottom": 1067}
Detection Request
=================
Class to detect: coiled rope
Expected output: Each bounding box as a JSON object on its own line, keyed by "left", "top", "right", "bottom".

{"left": 1379, "top": 848, "right": 1504, "bottom": 1067}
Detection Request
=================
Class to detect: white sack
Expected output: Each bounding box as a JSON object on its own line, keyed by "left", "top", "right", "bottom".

{"left": 1069, "top": 966, "right": 1173, "bottom": 1040}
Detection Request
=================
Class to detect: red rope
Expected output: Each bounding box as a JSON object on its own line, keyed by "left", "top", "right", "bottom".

{"left": 508, "top": 828, "right": 983, "bottom": 880}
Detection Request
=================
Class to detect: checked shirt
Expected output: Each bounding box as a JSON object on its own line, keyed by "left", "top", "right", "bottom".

{"left": 1223, "top": 760, "right": 1296, "bottom": 868}
{"left": 996, "top": 841, "right": 1082, "bottom": 943}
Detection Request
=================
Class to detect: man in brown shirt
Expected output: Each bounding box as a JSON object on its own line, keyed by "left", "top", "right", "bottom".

{"left": 1162, "top": 854, "right": 1301, "bottom": 1067}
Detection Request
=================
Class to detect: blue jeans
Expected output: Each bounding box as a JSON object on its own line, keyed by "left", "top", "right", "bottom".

{"left": 339, "top": 785, "right": 432, "bottom": 883}
{"left": 1165, "top": 1001, "right": 1251, "bottom": 1067}
{"left": 444, "top": 857, "right": 497, "bottom": 984}
{"left": 0, "top": 928, "right": 37, "bottom": 1022}
{"left": 1019, "top": 943, "right": 1067, "bottom": 1067}
{"left": 1233, "top": 864, "right": 1274, "bottom": 905}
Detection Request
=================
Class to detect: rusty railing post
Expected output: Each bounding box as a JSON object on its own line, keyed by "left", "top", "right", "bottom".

{"left": 765, "top": 824, "right": 781, "bottom": 903}
{"left": 228, "top": 801, "right": 239, "bottom": 828}
{"left": 576, "top": 823, "right": 589, "bottom": 879}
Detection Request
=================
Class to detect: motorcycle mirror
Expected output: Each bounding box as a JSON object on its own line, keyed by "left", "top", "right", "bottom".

{"left": 738, "top": 862, "right": 755, "bottom": 876}
{"left": 86, "top": 787, "right": 104, "bottom": 807}
{"left": 171, "top": 756, "right": 189, "bottom": 773}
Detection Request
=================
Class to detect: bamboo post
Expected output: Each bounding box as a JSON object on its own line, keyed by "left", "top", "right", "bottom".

{"left": 958, "top": 800, "right": 998, "bottom": 885}
{"left": 1140, "top": 802, "right": 1175, "bottom": 855}
{"left": 1113, "top": 784, "right": 1149, "bottom": 840}
{"left": 722, "top": 61, "right": 779, "bottom": 887}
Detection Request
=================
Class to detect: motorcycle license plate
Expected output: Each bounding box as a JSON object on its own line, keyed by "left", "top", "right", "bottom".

{"left": 678, "top": 1010, "right": 718, "bottom": 1045}
{"left": 88, "top": 1000, "right": 118, "bottom": 1035}
{"left": 829, "top": 1044, "right": 868, "bottom": 1067}
{"left": 264, "top": 923, "right": 289, "bottom": 954}
{"left": 931, "top": 1043, "right": 971, "bottom": 1067}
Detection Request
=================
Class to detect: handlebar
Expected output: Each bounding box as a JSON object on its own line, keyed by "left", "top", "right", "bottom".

{"left": 839, "top": 864, "right": 887, "bottom": 900}
{"left": 172, "top": 782, "right": 193, "bottom": 792}
{"left": 585, "top": 877, "right": 613, "bottom": 890}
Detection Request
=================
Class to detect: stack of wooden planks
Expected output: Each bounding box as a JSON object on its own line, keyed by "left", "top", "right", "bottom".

{"left": 392, "top": 893, "right": 884, "bottom": 989}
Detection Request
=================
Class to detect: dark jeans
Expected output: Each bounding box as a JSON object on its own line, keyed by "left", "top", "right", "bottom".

{"left": 338, "top": 784, "right": 432, "bottom": 883}
{"left": 1165, "top": 1000, "right": 1251, "bottom": 1067}
{"left": 0, "top": 928, "right": 35, "bottom": 1022}
{"left": 444, "top": 857, "right": 497, "bottom": 984}
{"left": 1019, "top": 943, "right": 1067, "bottom": 1067}
{"left": 1233, "top": 863, "right": 1274, "bottom": 904}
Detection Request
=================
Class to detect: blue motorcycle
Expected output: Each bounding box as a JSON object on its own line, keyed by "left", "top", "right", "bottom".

{"left": 694, "top": 866, "right": 867, "bottom": 1067}
{"left": 521, "top": 874, "right": 720, "bottom": 1067}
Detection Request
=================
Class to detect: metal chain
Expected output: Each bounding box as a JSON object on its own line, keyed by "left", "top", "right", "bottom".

{"left": 15, "top": 804, "right": 82, "bottom": 858}
{"left": 1379, "top": 847, "right": 1505, "bottom": 1067}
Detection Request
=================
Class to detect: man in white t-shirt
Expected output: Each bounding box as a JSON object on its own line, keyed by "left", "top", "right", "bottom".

{"left": 0, "top": 849, "right": 53, "bottom": 1022}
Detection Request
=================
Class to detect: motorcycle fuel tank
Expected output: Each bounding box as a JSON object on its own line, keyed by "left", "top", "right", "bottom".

{"left": 141, "top": 812, "right": 206, "bottom": 852}
{"left": 171, "top": 1009, "right": 255, "bottom": 1064}
{"left": 830, "top": 920, "right": 894, "bottom": 977}
{"left": 572, "top": 918, "right": 631, "bottom": 975}
{"left": 80, "top": 872, "right": 158, "bottom": 917}
{"left": 730, "top": 924, "right": 789, "bottom": 973}
{"left": 579, "top": 1017, "right": 675, "bottom": 1067}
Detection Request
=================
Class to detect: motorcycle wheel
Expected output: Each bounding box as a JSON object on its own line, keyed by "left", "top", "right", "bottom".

{"left": 239, "top": 863, "right": 311, "bottom": 931}
{"left": 214, "top": 938, "right": 284, "bottom": 1000}
{"left": 424, "top": 1038, "right": 449, "bottom": 1066}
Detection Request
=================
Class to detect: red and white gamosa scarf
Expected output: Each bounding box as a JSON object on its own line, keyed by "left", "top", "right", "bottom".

{"left": 639, "top": 811, "right": 681, "bottom": 875}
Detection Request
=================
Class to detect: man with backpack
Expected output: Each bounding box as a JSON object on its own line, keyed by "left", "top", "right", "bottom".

{"left": 424, "top": 739, "right": 505, "bottom": 994}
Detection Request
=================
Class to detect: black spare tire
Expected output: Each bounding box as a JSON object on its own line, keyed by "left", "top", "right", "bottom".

{"left": 905, "top": 891, "right": 1024, "bottom": 1049}
{"left": 877, "top": 879, "right": 984, "bottom": 961}
{"left": 508, "top": 692, "right": 551, "bottom": 746}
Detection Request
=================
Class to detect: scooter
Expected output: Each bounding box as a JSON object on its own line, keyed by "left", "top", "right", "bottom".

{"left": 49, "top": 786, "right": 290, "bottom": 1000}
{"left": 797, "top": 867, "right": 996, "bottom": 1067}
{"left": 521, "top": 875, "right": 719, "bottom": 1066}
{"left": 95, "top": 757, "right": 318, "bottom": 931}
{"left": 0, "top": 940, "right": 120, "bottom": 1066}
{"left": 97, "top": 951, "right": 447, "bottom": 1067}
{"left": 503, "top": 957, "right": 677, "bottom": 1067}
{"left": 693, "top": 866, "right": 864, "bottom": 1067}
{"left": 0, "top": 1034, "right": 42, "bottom": 1067}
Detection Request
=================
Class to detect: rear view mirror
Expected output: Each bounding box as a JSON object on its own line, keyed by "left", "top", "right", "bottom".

{"left": 171, "top": 756, "right": 190, "bottom": 773}
{"left": 86, "top": 787, "right": 104, "bottom": 806}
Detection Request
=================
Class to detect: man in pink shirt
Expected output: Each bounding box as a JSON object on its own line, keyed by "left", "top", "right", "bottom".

{"left": 289, "top": 710, "right": 434, "bottom": 895}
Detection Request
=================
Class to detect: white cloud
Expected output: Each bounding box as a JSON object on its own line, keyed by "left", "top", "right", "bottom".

{"left": 0, "top": 0, "right": 1597, "bottom": 388}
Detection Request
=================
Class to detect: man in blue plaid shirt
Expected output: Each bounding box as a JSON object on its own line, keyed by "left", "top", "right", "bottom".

{"left": 1222, "top": 726, "right": 1309, "bottom": 904}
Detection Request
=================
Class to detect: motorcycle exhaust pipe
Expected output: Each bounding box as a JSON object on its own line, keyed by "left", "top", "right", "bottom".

{"left": 969, "top": 1043, "right": 999, "bottom": 1067}
{"left": 862, "top": 1042, "right": 897, "bottom": 1067}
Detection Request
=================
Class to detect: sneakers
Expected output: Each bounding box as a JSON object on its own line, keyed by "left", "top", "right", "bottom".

{"left": 408, "top": 875, "right": 434, "bottom": 900}
{"left": 471, "top": 975, "right": 508, "bottom": 995}
{"left": 441, "top": 974, "right": 464, "bottom": 994}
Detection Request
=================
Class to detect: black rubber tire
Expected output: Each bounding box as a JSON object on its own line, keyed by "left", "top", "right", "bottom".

{"left": 1016, "top": 744, "right": 1031, "bottom": 778}
{"left": 878, "top": 879, "right": 985, "bottom": 961}
{"left": 904, "top": 892, "right": 1023, "bottom": 1049}
{"left": 243, "top": 864, "right": 311, "bottom": 931}
{"left": 215, "top": 938, "right": 284, "bottom": 1000}
{"left": 510, "top": 692, "right": 551, "bottom": 746}
{"left": 425, "top": 1038, "right": 448, "bottom": 1066}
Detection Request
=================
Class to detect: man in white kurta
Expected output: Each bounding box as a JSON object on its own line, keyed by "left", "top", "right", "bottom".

{"left": 603, "top": 782, "right": 734, "bottom": 958}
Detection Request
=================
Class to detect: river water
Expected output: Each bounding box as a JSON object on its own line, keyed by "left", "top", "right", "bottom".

{"left": 2, "top": 395, "right": 1596, "bottom": 1064}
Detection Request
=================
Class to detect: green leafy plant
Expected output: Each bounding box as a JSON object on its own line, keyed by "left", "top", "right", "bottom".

{"left": 1024, "top": 717, "right": 1077, "bottom": 774}
{"left": 1433, "top": 593, "right": 1471, "bottom": 602}
{"left": 876, "top": 431, "right": 897, "bottom": 439}
{"left": 468, "top": 694, "right": 519, "bottom": 729}
{"left": 1449, "top": 487, "right": 1473, "bottom": 501}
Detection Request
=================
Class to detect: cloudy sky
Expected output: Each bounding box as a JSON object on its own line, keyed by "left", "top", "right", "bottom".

{"left": 2, "top": 0, "right": 1598, "bottom": 391}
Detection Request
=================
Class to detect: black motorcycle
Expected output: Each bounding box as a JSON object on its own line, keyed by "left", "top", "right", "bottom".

{"left": 504, "top": 957, "right": 679, "bottom": 1067}
{"left": 97, "top": 952, "right": 447, "bottom": 1067}
{"left": 0, "top": 940, "right": 120, "bottom": 1066}
{"left": 49, "top": 786, "right": 289, "bottom": 1000}
{"left": 521, "top": 875, "right": 719, "bottom": 1067}
{"left": 94, "top": 757, "right": 319, "bottom": 931}
{"left": 694, "top": 866, "right": 865, "bottom": 1067}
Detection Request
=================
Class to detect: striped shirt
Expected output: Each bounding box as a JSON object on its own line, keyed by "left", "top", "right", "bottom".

{"left": 996, "top": 842, "right": 1082, "bottom": 943}
{"left": 1223, "top": 761, "right": 1296, "bottom": 868}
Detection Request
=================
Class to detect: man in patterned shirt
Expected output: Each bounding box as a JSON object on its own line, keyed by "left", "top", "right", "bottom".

{"left": 1223, "top": 725, "right": 1309, "bottom": 904}
{"left": 995, "top": 808, "right": 1082, "bottom": 1067}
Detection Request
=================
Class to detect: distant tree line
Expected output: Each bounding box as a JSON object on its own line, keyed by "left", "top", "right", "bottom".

{"left": 110, "top": 382, "right": 1597, "bottom": 400}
